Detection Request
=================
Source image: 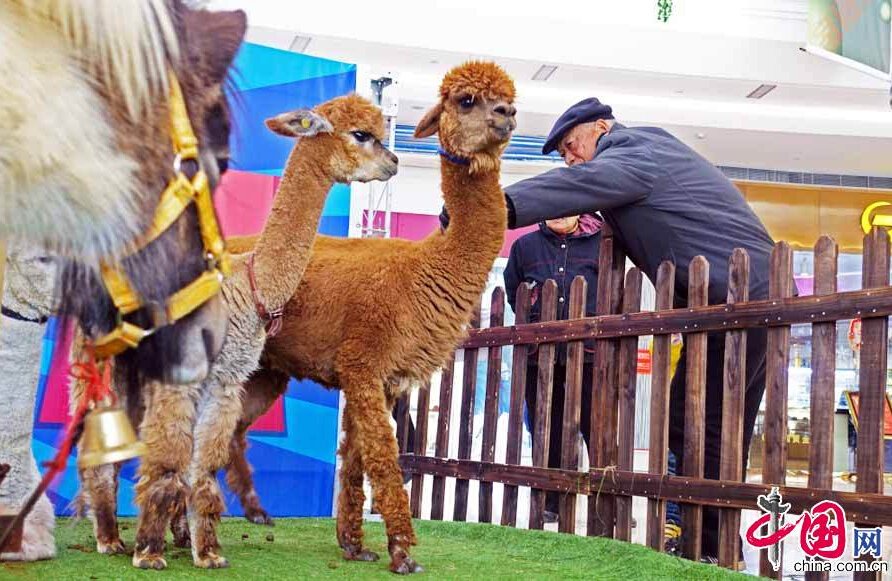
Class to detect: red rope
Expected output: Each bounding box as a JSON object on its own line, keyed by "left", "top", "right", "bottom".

{"left": 40, "top": 344, "right": 112, "bottom": 479}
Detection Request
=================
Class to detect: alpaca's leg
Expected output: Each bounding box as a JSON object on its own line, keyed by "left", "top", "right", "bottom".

{"left": 80, "top": 463, "right": 125, "bottom": 555}
{"left": 132, "top": 383, "right": 195, "bottom": 570}
{"left": 225, "top": 367, "right": 288, "bottom": 526}
{"left": 170, "top": 499, "right": 191, "bottom": 548}
{"left": 339, "top": 370, "right": 422, "bottom": 575}
{"left": 189, "top": 382, "right": 242, "bottom": 569}
{"left": 336, "top": 405, "right": 378, "bottom": 562}
{"left": 226, "top": 423, "right": 272, "bottom": 526}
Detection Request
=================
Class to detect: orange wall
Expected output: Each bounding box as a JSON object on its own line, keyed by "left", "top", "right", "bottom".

{"left": 734, "top": 181, "right": 892, "bottom": 253}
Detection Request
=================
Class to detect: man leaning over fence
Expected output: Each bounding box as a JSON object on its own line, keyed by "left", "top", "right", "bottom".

{"left": 442, "top": 97, "right": 775, "bottom": 560}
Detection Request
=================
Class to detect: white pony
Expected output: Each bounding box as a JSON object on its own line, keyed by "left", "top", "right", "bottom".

{"left": 1, "top": 0, "right": 179, "bottom": 261}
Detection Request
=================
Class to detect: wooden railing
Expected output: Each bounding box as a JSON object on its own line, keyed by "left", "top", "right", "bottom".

{"left": 396, "top": 226, "right": 892, "bottom": 581}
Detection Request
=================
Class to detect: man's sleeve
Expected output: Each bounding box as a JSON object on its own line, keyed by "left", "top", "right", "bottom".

{"left": 505, "top": 134, "right": 656, "bottom": 228}
{"left": 503, "top": 241, "right": 523, "bottom": 313}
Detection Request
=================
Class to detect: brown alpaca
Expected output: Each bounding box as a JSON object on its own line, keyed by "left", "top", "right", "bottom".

{"left": 224, "top": 61, "right": 516, "bottom": 575}
{"left": 74, "top": 94, "right": 397, "bottom": 570}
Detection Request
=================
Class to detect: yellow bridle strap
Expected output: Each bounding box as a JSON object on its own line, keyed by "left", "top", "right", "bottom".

{"left": 94, "top": 321, "right": 154, "bottom": 359}
{"left": 93, "top": 73, "right": 230, "bottom": 358}
{"left": 192, "top": 170, "right": 231, "bottom": 276}
{"left": 137, "top": 173, "right": 195, "bottom": 248}
{"left": 168, "top": 70, "right": 200, "bottom": 161}
{"left": 165, "top": 269, "right": 224, "bottom": 322}
{"left": 99, "top": 264, "right": 142, "bottom": 316}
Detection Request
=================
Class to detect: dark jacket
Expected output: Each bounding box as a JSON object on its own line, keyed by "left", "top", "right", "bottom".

{"left": 504, "top": 215, "right": 601, "bottom": 363}
{"left": 503, "top": 123, "right": 776, "bottom": 306}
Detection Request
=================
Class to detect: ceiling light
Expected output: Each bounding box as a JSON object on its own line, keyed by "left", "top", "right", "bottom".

{"left": 532, "top": 65, "right": 558, "bottom": 81}
{"left": 289, "top": 35, "right": 312, "bottom": 53}
{"left": 696, "top": 132, "right": 706, "bottom": 140}
{"left": 746, "top": 84, "right": 777, "bottom": 99}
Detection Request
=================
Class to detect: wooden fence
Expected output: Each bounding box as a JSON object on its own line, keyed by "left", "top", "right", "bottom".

{"left": 395, "top": 226, "right": 892, "bottom": 580}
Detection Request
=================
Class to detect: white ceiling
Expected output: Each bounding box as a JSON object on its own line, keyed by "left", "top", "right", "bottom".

{"left": 211, "top": 0, "right": 892, "bottom": 176}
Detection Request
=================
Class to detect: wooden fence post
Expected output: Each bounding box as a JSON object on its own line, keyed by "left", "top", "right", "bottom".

{"left": 410, "top": 381, "right": 431, "bottom": 519}
{"left": 479, "top": 288, "right": 505, "bottom": 523}
{"left": 854, "top": 228, "right": 890, "bottom": 581}
{"left": 501, "top": 284, "right": 531, "bottom": 527}
{"left": 529, "top": 280, "right": 558, "bottom": 530}
{"left": 760, "top": 241, "right": 794, "bottom": 579}
{"left": 646, "top": 261, "right": 676, "bottom": 551}
{"left": 718, "top": 248, "right": 750, "bottom": 569}
{"left": 805, "top": 236, "right": 838, "bottom": 581}
{"left": 616, "top": 268, "right": 643, "bottom": 541}
{"left": 682, "top": 256, "right": 709, "bottom": 562}
{"left": 430, "top": 355, "right": 455, "bottom": 521}
{"left": 559, "top": 276, "right": 588, "bottom": 533}
{"left": 453, "top": 306, "right": 481, "bottom": 522}
{"left": 589, "top": 229, "right": 625, "bottom": 538}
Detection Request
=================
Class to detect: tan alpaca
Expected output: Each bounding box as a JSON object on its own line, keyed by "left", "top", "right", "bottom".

{"left": 75, "top": 94, "right": 398, "bottom": 570}
{"left": 224, "top": 61, "right": 516, "bottom": 575}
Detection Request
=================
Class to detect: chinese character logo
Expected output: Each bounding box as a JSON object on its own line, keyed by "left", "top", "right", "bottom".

{"left": 853, "top": 527, "right": 882, "bottom": 559}
{"left": 745, "top": 488, "right": 847, "bottom": 571}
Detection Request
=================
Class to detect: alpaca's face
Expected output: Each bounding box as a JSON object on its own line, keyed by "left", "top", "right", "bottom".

{"left": 267, "top": 94, "right": 399, "bottom": 184}
{"left": 414, "top": 62, "right": 517, "bottom": 169}
{"left": 438, "top": 91, "right": 516, "bottom": 156}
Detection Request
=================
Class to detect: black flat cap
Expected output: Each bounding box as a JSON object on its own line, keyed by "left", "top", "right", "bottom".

{"left": 542, "top": 97, "right": 614, "bottom": 155}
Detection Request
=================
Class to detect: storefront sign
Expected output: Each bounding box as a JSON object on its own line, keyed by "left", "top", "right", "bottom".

{"left": 861, "top": 201, "right": 892, "bottom": 234}
{"left": 637, "top": 348, "right": 652, "bottom": 374}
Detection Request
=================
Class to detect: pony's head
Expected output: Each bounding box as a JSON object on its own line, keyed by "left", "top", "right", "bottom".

{"left": 40, "top": 0, "right": 248, "bottom": 384}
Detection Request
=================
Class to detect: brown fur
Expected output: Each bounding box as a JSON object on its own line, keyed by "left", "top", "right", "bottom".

{"left": 226, "top": 62, "right": 517, "bottom": 574}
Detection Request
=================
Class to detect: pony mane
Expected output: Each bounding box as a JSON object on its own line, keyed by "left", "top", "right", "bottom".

{"left": 13, "top": 0, "right": 180, "bottom": 119}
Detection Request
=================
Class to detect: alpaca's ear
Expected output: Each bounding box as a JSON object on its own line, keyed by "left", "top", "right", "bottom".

{"left": 414, "top": 102, "right": 443, "bottom": 138}
{"left": 265, "top": 110, "right": 334, "bottom": 138}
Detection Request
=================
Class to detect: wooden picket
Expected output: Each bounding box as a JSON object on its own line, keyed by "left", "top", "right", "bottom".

{"left": 479, "top": 288, "right": 504, "bottom": 523}
{"left": 397, "top": 228, "right": 892, "bottom": 576}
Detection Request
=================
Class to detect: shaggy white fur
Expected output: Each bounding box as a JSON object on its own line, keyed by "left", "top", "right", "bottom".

{"left": 0, "top": 0, "right": 180, "bottom": 261}
{"left": 0, "top": 242, "right": 58, "bottom": 561}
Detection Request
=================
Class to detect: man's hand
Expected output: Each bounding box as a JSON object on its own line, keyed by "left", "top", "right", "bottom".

{"left": 438, "top": 196, "right": 515, "bottom": 231}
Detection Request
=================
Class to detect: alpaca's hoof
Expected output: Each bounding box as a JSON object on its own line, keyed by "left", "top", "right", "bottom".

{"left": 194, "top": 552, "right": 230, "bottom": 569}
{"left": 390, "top": 556, "right": 424, "bottom": 575}
{"left": 96, "top": 538, "right": 126, "bottom": 555}
{"left": 132, "top": 551, "right": 167, "bottom": 570}
{"left": 245, "top": 509, "right": 274, "bottom": 526}
{"left": 343, "top": 547, "right": 380, "bottom": 562}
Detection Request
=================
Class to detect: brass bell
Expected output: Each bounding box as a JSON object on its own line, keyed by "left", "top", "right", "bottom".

{"left": 77, "top": 401, "right": 146, "bottom": 468}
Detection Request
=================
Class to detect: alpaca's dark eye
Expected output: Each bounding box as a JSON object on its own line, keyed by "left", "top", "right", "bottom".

{"left": 351, "top": 131, "right": 371, "bottom": 143}
{"left": 459, "top": 95, "right": 475, "bottom": 109}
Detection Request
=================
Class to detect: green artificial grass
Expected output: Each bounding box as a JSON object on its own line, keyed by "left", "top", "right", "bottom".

{"left": 1, "top": 518, "right": 754, "bottom": 580}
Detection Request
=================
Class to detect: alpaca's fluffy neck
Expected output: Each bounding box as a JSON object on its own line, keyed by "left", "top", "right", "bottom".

{"left": 251, "top": 139, "right": 336, "bottom": 310}
{"left": 421, "top": 155, "right": 506, "bottom": 308}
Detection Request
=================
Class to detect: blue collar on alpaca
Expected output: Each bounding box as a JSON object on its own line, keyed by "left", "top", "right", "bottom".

{"left": 438, "top": 148, "right": 471, "bottom": 167}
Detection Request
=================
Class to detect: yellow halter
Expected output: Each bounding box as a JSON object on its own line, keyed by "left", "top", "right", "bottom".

{"left": 94, "top": 73, "right": 231, "bottom": 359}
